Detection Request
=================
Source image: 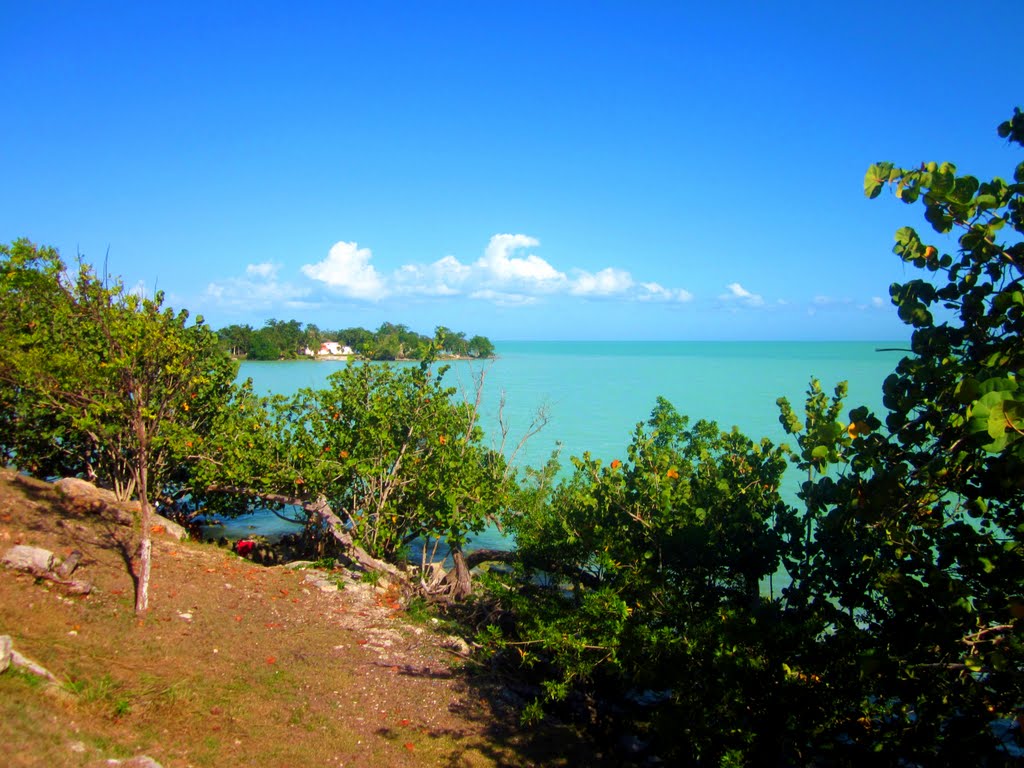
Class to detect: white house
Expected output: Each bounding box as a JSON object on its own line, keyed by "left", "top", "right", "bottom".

{"left": 318, "top": 341, "right": 353, "bottom": 356}
{"left": 302, "top": 341, "right": 353, "bottom": 357}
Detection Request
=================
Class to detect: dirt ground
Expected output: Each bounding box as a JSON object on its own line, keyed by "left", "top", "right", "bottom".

{"left": 0, "top": 468, "right": 589, "bottom": 767}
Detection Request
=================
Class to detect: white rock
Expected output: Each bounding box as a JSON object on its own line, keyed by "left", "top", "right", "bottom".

{"left": 2, "top": 545, "right": 56, "bottom": 574}
{"left": 153, "top": 514, "right": 187, "bottom": 540}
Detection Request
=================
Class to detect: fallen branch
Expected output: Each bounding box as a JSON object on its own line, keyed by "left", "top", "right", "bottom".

{"left": 305, "top": 495, "right": 405, "bottom": 581}
{"left": 1, "top": 545, "right": 92, "bottom": 595}
{"left": 205, "top": 485, "right": 405, "bottom": 581}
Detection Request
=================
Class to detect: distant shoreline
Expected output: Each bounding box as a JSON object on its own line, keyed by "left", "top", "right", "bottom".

{"left": 233, "top": 353, "right": 494, "bottom": 363}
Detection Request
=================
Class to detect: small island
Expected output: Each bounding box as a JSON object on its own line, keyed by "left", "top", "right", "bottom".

{"left": 217, "top": 319, "right": 495, "bottom": 362}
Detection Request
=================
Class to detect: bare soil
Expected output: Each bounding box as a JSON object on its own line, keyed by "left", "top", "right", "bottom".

{"left": 0, "top": 469, "right": 588, "bottom": 767}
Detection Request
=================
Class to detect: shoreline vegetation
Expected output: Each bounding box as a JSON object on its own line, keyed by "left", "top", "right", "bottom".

{"left": 217, "top": 318, "right": 496, "bottom": 362}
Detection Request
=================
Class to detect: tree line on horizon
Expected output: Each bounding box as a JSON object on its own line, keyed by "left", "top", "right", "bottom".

{"left": 0, "top": 109, "right": 1022, "bottom": 764}
{"left": 216, "top": 318, "right": 495, "bottom": 361}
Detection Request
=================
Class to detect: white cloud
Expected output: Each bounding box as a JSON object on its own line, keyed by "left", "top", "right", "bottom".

{"left": 720, "top": 282, "right": 764, "bottom": 306}
{"left": 476, "top": 234, "right": 566, "bottom": 288}
{"left": 301, "top": 241, "right": 388, "bottom": 300}
{"left": 639, "top": 282, "right": 694, "bottom": 302}
{"left": 469, "top": 288, "right": 538, "bottom": 306}
{"left": 814, "top": 294, "right": 892, "bottom": 311}
{"left": 205, "top": 262, "right": 311, "bottom": 310}
{"left": 393, "top": 255, "right": 471, "bottom": 296}
{"left": 246, "top": 262, "right": 277, "bottom": 279}
{"left": 278, "top": 234, "right": 695, "bottom": 309}
{"left": 570, "top": 267, "right": 633, "bottom": 296}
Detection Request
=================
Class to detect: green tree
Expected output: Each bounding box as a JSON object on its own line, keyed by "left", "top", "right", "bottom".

{"left": 767, "top": 108, "right": 1024, "bottom": 761}
{"left": 490, "top": 398, "right": 793, "bottom": 761}
{"left": 192, "top": 343, "right": 516, "bottom": 597}
{"left": 435, "top": 326, "right": 468, "bottom": 357}
{"left": 0, "top": 241, "right": 96, "bottom": 479}
{"left": 481, "top": 110, "right": 1024, "bottom": 764}
{"left": 0, "top": 241, "right": 236, "bottom": 613}
{"left": 467, "top": 334, "right": 495, "bottom": 359}
{"left": 335, "top": 326, "right": 374, "bottom": 353}
{"left": 216, "top": 323, "right": 254, "bottom": 357}
{"left": 247, "top": 327, "right": 281, "bottom": 360}
{"left": 303, "top": 322, "right": 323, "bottom": 354}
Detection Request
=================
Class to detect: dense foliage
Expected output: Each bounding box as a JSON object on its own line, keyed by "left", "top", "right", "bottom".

{"left": 217, "top": 318, "right": 495, "bottom": 361}
{"left": 0, "top": 241, "right": 237, "bottom": 503}
{"left": 188, "top": 354, "right": 517, "bottom": 592}
{"left": 478, "top": 110, "right": 1024, "bottom": 764}
{"left": 0, "top": 240, "right": 237, "bottom": 611}
{"left": 489, "top": 401, "right": 794, "bottom": 761}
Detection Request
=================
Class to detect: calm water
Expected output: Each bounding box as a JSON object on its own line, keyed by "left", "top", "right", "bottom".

{"left": 210, "top": 341, "right": 906, "bottom": 547}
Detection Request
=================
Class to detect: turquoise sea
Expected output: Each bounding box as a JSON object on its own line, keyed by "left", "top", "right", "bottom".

{"left": 209, "top": 341, "right": 907, "bottom": 548}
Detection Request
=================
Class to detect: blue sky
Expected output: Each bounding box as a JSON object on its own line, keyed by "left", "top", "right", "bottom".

{"left": 3, "top": 2, "right": 1021, "bottom": 341}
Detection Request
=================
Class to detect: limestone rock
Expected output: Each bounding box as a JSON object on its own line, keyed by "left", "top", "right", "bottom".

{"left": 10, "top": 648, "right": 59, "bottom": 682}
{"left": 2, "top": 545, "right": 92, "bottom": 595}
{"left": 0, "top": 635, "right": 59, "bottom": 683}
{"left": 56, "top": 550, "right": 83, "bottom": 578}
{"left": 153, "top": 514, "right": 187, "bottom": 540}
{"left": 442, "top": 635, "right": 472, "bottom": 656}
{"left": 2, "top": 544, "right": 56, "bottom": 574}
{"left": 303, "top": 573, "right": 340, "bottom": 593}
{"left": 105, "top": 757, "right": 164, "bottom": 767}
{"left": 54, "top": 478, "right": 136, "bottom": 524}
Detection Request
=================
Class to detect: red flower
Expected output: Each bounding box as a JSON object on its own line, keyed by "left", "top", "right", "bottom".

{"left": 610, "top": 459, "right": 622, "bottom": 469}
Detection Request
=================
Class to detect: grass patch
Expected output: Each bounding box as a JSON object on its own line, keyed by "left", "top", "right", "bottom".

{"left": 404, "top": 595, "right": 433, "bottom": 623}
{"left": 0, "top": 467, "right": 591, "bottom": 767}
{"left": 360, "top": 568, "right": 383, "bottom": 586}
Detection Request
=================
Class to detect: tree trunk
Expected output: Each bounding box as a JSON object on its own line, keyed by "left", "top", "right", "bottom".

{"left": 134, "top": 412, "right": 151, "bottom": 615}
{"left": 135, "top": 528, "right": 151, "bottom": 615}
{"left": 305, "top": 495, "right": 405, "bottom": 580}
{"left": 462, "top": 548, "right": 515, "bottom": 569}
{"left": 447, "top": 547, "right": 473, "bottom": 601}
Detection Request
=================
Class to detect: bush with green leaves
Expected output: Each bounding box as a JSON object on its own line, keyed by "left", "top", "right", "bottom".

{"left": 488, "top": 398, "right": 798, "bottom": 761}
{"left": 0, "top": 239, "right": 237, "bottom": 612}
{"left": 192, "top": 354, "right": 514, "bottom": 591}
{"left": 482, "top": 110, "right": 1024, "bottom": 764}
{"left": 774, "top": 107, "right": 1024, "bottom": 761}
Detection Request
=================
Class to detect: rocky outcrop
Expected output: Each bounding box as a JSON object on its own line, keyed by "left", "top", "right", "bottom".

{"left": 53, "top": 477, "right": 187, "bottom": 539}
{"left": 54, "top": 478, "right": 137, "bottom": 524}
